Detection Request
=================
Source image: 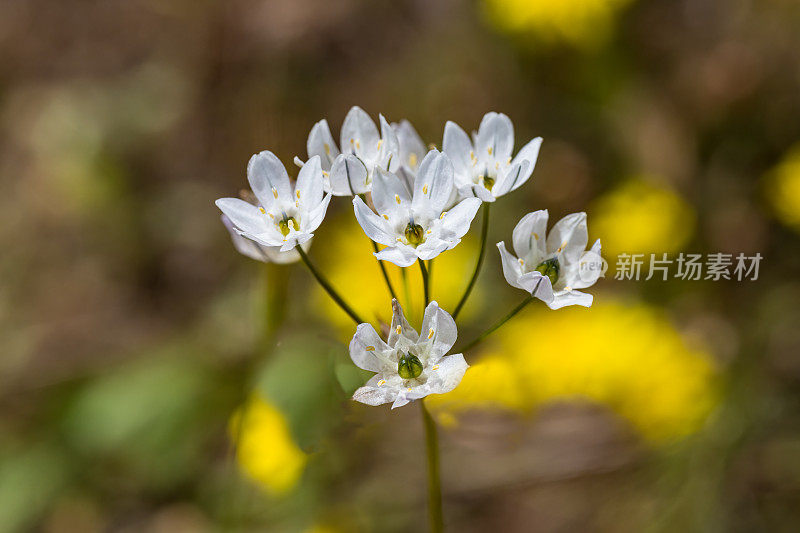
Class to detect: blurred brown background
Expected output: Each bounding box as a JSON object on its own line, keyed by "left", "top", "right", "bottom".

{"left": 1, "top": 0, "right": 800, "bottom": 531}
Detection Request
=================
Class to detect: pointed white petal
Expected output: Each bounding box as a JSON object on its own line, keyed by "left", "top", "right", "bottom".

{"left": 442, "top": 121, "right": 473, "bottom": 183}
{"left": 548, "top": 289, "right": 593, "bottom": 310}
{"left": 419, "top": 301, "right": 458, "bottom": 357}
{"left": 389, "top": 298, "right": 418, "bottom": 345}
{"left": 511, "top": 209, "right": 548, "bottom": 261}
{"left": 349, "top": 323, "right": 391, "bottom": 372}
{"left": 353, "top": 375, "right": 399, "bottom": 406}
{"left": 295, "top": 155, "right": 323, "bottom": 206}
{"left": 372, "top": 167, "right": 411, "bottom": 218}
{"left": 215, "top": 198, "right": 270, "bottom": 236}
{"left": 246, "top": 151, "right": 292, "bottom": 207}
{"left": 330, "top": 154, "right": 369, "bottom": 195}
{"left": 307, "top": 119, "right": 340, "bottom": 170}
{"left": 341, "top": 106, "right": 379, "bottom": 162}
{"left": 303, "top": 192, "right": 332, "bottom": 233}
{"left": 374, "top": 245, "right": 417, "bottom": 267}
{"left": 440, "top": 198, "right": 481, "bottom": 240}
{"left": 412, "top": 150, "right": 454, "bottom": 216}
{"left": 394, "top": 119, "right": 426, "bottom": 171}
{"left": 476, "top": 112, "right": 514, "bottom": 161}
{"left": 546, "top": 212, "right": 588, "bottom": 264}
{"left": 510, "top": 137, "right": 542, "bottom": 190}
{"left": 492, "top": 160, "right": 529, "bottom": 198}
{"left": 353, "top": 196, "right": 394, "bottom": 246}
{"left": 421, "top": 353, "right": 468, "bottom": 396}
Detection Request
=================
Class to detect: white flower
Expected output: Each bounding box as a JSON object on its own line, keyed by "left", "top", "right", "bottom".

{"left": 497, "top": 210, "right": 602, "bottom": 309}
{"left": 215, "top": 151, "right": 331, "bottom": 252}
{"left": 352, "top": 150, "right": 482, "bottom": 267}
{"left": 350, "top": 299, "right": 468, "bottom": 409}
{"left": 443, "top": 112, "right": 542, "bottom": 202}
{"left": 295, "top": 106, "right": 399, "bottom": 196}
{"left": 220, "top": 214, "right": 307, "bottom": 264}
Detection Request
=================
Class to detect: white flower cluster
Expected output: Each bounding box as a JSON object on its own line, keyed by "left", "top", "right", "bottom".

{"left": 215, "top": 107, "right": 603, "bottom": 408}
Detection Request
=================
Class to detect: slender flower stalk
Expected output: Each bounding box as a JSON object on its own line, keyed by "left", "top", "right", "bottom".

{"left": 422, "top": 400, "right": 443, "bottom": 533}
{"left": 419, "top": 259, "right": 430, "bottom": 307}
{"left": 296, "top": 245, "right": 365, "bottom": 325}
{"left": 456, "top": 279, "right": 542, "bottom": 354}
{"left": 371, "top": 240, "right": 399, "bottom": 300}
{"left": 453, "top": 202, "right": 491, "bottom": 319}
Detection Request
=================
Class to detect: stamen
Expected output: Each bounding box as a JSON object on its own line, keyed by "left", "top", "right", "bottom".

{"left": 296, "top": 190, "right": 301, "bottom": 199}
{"left": 422, "top": 184, "right": 428, "bottom": 194}
{"left": 356, "top": 141, "right": 361, "bottom": 149}
{"left": 324, "top": 143, "right": 331, "bottom": 155}
{"left": 488, "top": 147, "right": 493, "bottom": 155}
{"left": 322, "top": 170, "right": 329, "bottom": 177}
{"left": 395, "top": 194, "right": 401, "bottom": 204}
{"left": 427, "top": 328, "right": 434, "bottom": 339}
{"left": 378, "top": 379, "right": 386, "bottom": 387}
{"left": 533, "top": 232, "right": 539, "bottom": 240}
{"left": 258, "top": 207, "right": 266, "bottom": 214}
{"left": 432, "top": 365, "right": 439, "bottom": 371}
{"left": 377, "top": 139, "right": 383, "bottom": 150}
{"left": 518, "top": 258, "right": 524, "bottom": 266}
{"left": 395, "top": 325, "right": 402, "bottom": 334}
{"left": 408, "top": 153, "right": 417, "bottom": 168}
{"left": 365, "top": 346, "right": 375, "bottom": 351}
{"left": 440, "top": 211, "right": 447, "bottom": 219}
{"left": 383, "top": 214, "right": 389, "bottom": 220}
{"left": 271, "top": 187, "right": 278, "bottom": 199}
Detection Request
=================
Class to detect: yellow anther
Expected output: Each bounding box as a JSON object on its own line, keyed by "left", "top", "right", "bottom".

{"left": 427, "top": 328, "right": 434, "bottom": 339}
{"left": 395, "top": 195, "right": 401, "bottom": 204}
{"left": 272, "top": 187, "right": 278, "bottom": 199}
{"left": 295, "top": 200, "right": 299, "bottom": 208}
{"left": 377, "top": 139, "right": 383, "bottom": 150}
{"left": 565, "top": 286, "right": 572, "bottom": 291}
{"left": 378, "top": 379, "right": 386, "bottom": 386}
{"left": 432, "top": 365, "right": 439, "bottom": 371}
{"left": 349, "top": 138, "right": 355, "bottom": 145}
{"left": 428, "top": 143, "right": 437, "bottom": 150}
{"left": 518, "top": 258, "right": 524, "bottom": 266}
{"left": 269, "top": 213, "right": 275, "bottom": 219}
{"left": 506, "top": 157, "right": 512, "bottom": 165}
{"left": 324, "top": 143, "right": 331, "bottom": 155}
{"left": 258, "top": 207, "right": 266, "bottom": 214}
{"left": 407, "top": 387, "right": 413, "bottom": 392}
{"left": 365, "top": 346, "right": 375, "bottom": 351}
{"left": 533, "top": 232, "right": 539, "bottom": 240}
{"left": 296, "top": 190, "right": 301, "bottom": 199}
{"left": 322, "top": 170, "right": 329, "bottom": 177}
{"left": 383, "top": 214, "right": 389, "bottom": 220}
{"left": 470, "top": 150, "right": 475, "bottom": 160}
{"left": 409, "top": 153, "right": 417, "bottom": 168}
{"left": 422, "top": 184, "right": 428, "bottom": 194}
{"left": 495, "top": 162, "right": 500, "bottom": 170}
{"left": 440, "top": 211, "right": 447, "bottom": 219}
{"left": 395, "top": 325, "right": 402, "bottom": 334}
{"left": 356, "top": 141, "right": 361, "bottom": 150}
{"left": 426, "top": 229, "right": 432, "bottom": 234}
{"left": 396, "top": 237, "right": 403, "bottom": 242}
{"left": 488, "top": 147, "right": 493, "bottom": 155}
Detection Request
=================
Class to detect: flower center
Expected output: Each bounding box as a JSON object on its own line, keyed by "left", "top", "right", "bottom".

{"left": 404, "top": 222, "right": 425, "bottom": 247}
{"left": 482, "top": 175, "right": 495, "bottom": 191}
{"left": 534, "top": 257, "right": 560, "bottom": 285}
{"left": 278, "top": 216, "right": 298, "bottom": 237}
{"left": 397, "top": 353, "right": 423, "bottom": 379}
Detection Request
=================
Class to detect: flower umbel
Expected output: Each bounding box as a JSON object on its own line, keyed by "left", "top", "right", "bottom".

{"left": 216, "top": 152, "right": 331, "bottom": 253}
{"left": 497, "top": 210, "right": 602, "bottom": 309}
{"left": 349, "top": 299, "right": 468, "bottom": 409}
{"left": 297, "top": 106, "right": 400, "bottom": 196}
{"left": 353, "top": 150, "right": 482, "bottom": 267}
{"left": 443, "top": 112, "right": 542, "bottom": 203}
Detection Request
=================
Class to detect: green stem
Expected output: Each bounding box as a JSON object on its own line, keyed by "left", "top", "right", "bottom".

{"left": 456, "top": 280, "right": 542, "bottom": 354}
{"left": 261, "top": 262, "right": 289, "bottom": 352}
{"left": 371, "top": 240, "right": 398, "bottom": 300}
{"left": 427, "top": 259, "right": 434, "bottom": 301}
{"left": 419, "top": 259, "right": 430, "bottom": 307}
{"left": 296, "top": 245, "right": 365, "bottom": 325}
{"left": 453, "top": 203, "right": 491, "bottom": 320}
{"left": 421, "top": 400, "right": 443, "bottom": 533}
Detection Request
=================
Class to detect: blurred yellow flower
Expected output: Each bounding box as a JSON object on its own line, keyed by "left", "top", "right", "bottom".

{"left": 483, "top": 0, "right": 635, "bottom": 49}
{"left": 427, "top": 300, "right": 718, "bottom": 442}
{"left": 590, "top": 179, "right": 695, "bottom": 257}
{"left": 765, "top": 144, "right": 800, "bottom": 231}
{"left": 315, "top": 215, "right": 482, "bottom": 337}
{"left": 229, "top": 396, "right": 307, "bottom": 496}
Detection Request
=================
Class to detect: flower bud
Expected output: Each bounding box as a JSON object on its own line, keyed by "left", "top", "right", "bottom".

{"left": 279, "top": 216, "right": 298, "bottom": 237}
{"left": 534, "top": 257, "right": 560, "bottom": 285}
{"left": 404, "top": 222, "right": 425, "bottom": 246}
{"left": 397, "top": 353, "right": 423, "bottom": 379}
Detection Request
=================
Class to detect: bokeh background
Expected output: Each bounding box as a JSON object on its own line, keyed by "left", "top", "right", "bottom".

{"left": 2, "top": 0, "right": 800, "bottom": 531}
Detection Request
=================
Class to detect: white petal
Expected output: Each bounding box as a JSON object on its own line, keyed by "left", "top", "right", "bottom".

{"left": 389, "top": 298, "right": 418, "bottom": 346}
{"left": 353, "top": 375, "right": 399, "bottom": 406}
{"left": 353, "top": 196, "right": 395, "bottom": 246}
{"left": 394, "top": 119, "right": 426, "bottom": 171}
{"left": 378, "top": 114, "right": 400, "bottom": 171}
{"left": 412, "top": 150, "right": 454, "bottom": 216}
{"left": 422, "top": 353, "right": 468, "bottom": 395}
{"left": 372, "top": 167, "right": 411, "bottom": 219}
{"left": 215, "top": 198, "right": 270, "bottom": 236}
{"left": 440, "top": 197, "right": 481, "bottom": 240}
{"left": 419, "top": 301, "right": 458, "bottom": 356}
{"left": 415, "top": 238, "right": 450, "bottom": 261}
{"left": 303, "top": 192, "right": 332, "bottom": 233}
{"left": 246, "top": 151, "right": 292, "bottom": 207}
{"left": 341, "top": 106, "right": 379, "bottom": 162}
{"left": 511, "top": 210, "right": 548, "bottom": 261}
{"left": 548, "top": 289, "right": 593, "bottom": 310}
{"left": 349, "top": 323, "right": 391, "bottom": 372}
{"left": 510, "top": 137, "right": 542, "bottom": 190}
{"left": 295, "top": 155, "right": 324, "bottom": 206}
{"left": 497, "top": 241, "right": 525, "bottom": 290}
{"left": 546, "top": 212, "right": 588, "bottom": 264}
{"left": 442, "top": 121, "right": 473, "bottom": 183}
{"left": 307, "top": 119, "right": 340, "bottom": 171}
{"left": 375, "top": 245, "right": 417, "bottom": 267}
{"left": 491, "top": 160, "right": 529, "bottom": 198}
{"left": 330, "top": 154, "right": 369, "bottom": 196}
{"left": 476, "top": 112, "right": 514, "bottom": 161}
